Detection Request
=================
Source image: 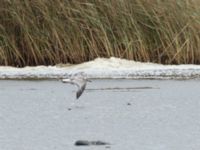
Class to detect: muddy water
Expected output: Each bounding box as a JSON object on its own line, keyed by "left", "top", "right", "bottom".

{"left": 0, "top": 79, "right": 200, "bottom": 150}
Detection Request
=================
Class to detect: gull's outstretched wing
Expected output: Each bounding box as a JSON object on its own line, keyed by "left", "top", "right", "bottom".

{"left": 62, "top": 78, "right": 87, "bottom": 99}
{"left": 76, "top": 81, "right": 86, "bottom": 99}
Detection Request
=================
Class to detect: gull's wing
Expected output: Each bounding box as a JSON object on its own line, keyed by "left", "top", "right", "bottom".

{"left": 76, "top": 82, "right": 86, "bottom": 99}
{"left": 62, "top": 78, "right": 87, "bottom": 99}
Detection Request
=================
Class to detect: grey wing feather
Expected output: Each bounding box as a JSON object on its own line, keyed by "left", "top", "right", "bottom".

{"left": 76, "top": 82, "right": 86, "bottom": 99}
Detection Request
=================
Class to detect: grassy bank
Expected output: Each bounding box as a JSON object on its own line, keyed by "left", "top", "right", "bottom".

{"left": 0, "top": 0, "right": 200, "bottom": 66}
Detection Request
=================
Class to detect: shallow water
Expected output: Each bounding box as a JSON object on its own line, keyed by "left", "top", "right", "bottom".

{"left": 0, "top": 79, "right": 200, "bottom": 150}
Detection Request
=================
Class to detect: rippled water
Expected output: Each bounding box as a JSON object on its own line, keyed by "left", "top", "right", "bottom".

{"left": 0, "top": 79, "right": 200, "bottom": 150}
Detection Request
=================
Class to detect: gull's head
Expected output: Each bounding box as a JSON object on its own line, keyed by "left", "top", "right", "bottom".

{"left": 62, "top": 78, "right": 71, "bottom": 83}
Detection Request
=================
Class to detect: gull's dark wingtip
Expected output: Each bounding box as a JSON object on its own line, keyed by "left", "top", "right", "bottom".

{"left": 76, "top": 90, "right": 83, "bottom": 99}
{"left": 76, "top": 84, "right": 86, "bottom": 99}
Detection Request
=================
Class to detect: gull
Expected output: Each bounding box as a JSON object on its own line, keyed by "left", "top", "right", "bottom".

{"left": 62, "top": 73, "right": 91, "bottom": 99}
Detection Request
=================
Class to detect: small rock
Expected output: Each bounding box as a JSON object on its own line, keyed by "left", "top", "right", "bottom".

{"left": 75, "top": 140, "right": 90, "bottom": 146}
{"left": 74, "top": 140, "right": 110, "bottom": 146}
{"left": 67, "top": 108, "right": 72, "bottom": 111}
{"left": 127, "top": 102, "right": 131, "bottom": 106}
{"left": 91, "top": 141, "right": 110, "bottom": 145}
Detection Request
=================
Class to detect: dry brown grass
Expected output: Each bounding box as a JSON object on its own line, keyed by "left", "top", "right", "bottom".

{"left": 0, "top": 0, "right": 200, "bottom": 66}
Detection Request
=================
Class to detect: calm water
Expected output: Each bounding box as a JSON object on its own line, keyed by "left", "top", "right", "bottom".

{"left": 0, "top": 79, "right": 200, "bottom": 150}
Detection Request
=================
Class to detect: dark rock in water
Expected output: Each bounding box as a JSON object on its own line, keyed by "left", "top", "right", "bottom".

{"left": 91, "top": 141, "right": 110, "bottom": 145}
{"left": 127, "top": 102, "right": 131, "bottom": 106}
{"left": 75, "top": 140, "right": 110, "bottom": 146}
{"left": 75, "top": 140, "right": 90, "bottom": 146}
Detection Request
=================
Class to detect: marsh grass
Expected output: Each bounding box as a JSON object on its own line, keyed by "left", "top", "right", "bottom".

{"left": 0, "top": 0, "right": 200, "bottom": 66}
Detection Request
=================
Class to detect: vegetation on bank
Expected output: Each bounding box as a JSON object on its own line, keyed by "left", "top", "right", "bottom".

{"left": 0, "top": 0, "right": 200, "bottom": 66}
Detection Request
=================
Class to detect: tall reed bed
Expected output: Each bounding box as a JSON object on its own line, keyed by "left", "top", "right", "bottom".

{"left": 0, "top": 0, "right": 200, "bottom": 66}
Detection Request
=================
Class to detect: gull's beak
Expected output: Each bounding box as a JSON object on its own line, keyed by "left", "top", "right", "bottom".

{"left": 86, "top": 79, "right": 92, "bottom": 82}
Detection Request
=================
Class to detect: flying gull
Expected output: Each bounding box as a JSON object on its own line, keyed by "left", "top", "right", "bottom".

{"left": 62, "top": 73, "right": 91, "bottom": 99}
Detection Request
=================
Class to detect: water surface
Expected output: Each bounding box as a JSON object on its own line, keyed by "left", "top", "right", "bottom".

{"left": 0, "top": 79, "right": 200, "bottom": 150}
